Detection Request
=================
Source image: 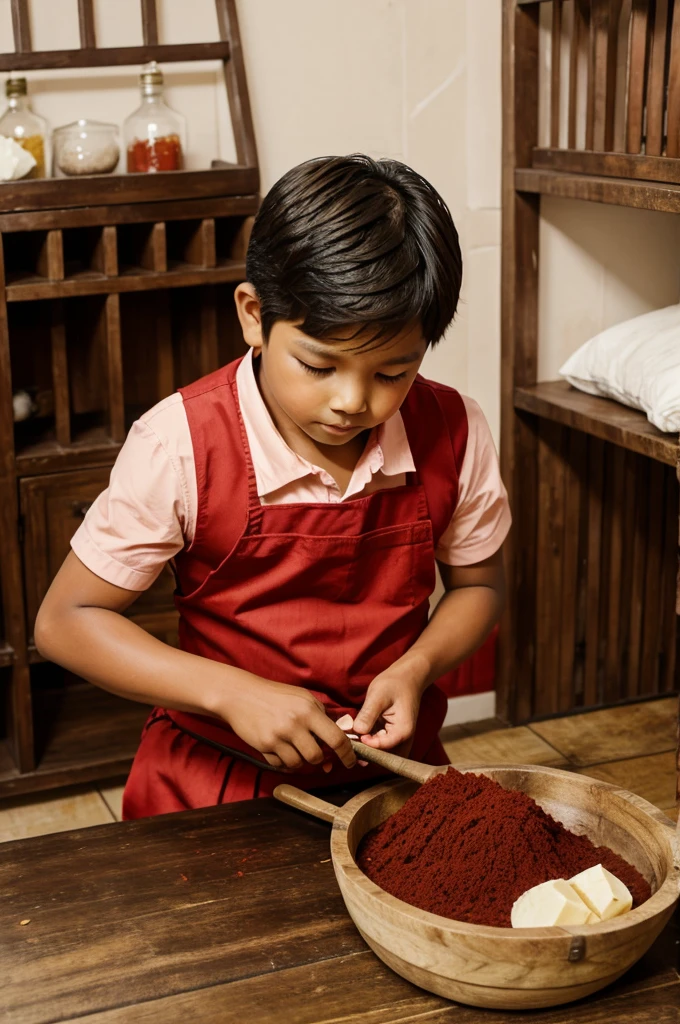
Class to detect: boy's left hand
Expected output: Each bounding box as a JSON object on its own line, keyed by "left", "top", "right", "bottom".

{"left": 352, "top": 653, "right": 429, "bottom": 756}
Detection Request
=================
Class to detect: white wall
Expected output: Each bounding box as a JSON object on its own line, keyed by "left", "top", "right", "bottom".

{"left": 0, "top": 0, "right": 503, "bottom": 442}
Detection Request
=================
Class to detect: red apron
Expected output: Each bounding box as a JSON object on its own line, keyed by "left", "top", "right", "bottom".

{"left": 122, "top": 359, "right": 468, "bottom": 818}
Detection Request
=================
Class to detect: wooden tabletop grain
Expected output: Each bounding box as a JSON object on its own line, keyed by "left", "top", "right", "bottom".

{"left": 1, "top": 790, "right": 678, "bottom": 1024}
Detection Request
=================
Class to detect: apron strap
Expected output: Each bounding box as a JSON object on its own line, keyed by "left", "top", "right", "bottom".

{"left": 400, "top": 377, "right": 468, "bottom": 546}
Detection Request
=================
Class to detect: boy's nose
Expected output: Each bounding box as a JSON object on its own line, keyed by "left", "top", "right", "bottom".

{"left": 330, "top": 385, "right": 368, "bottom": 417}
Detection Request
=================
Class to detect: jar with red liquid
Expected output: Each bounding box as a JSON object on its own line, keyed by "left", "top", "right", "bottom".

{"left": 124, "top": 62, "right": 186, "bottom": 173}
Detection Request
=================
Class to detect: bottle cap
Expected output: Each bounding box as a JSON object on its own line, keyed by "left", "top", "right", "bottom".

{"left": 6, "top": 76, "right": 27, "bottom": 98}
{"left": 140, "top": 61, "right": 163, "bottom": 87}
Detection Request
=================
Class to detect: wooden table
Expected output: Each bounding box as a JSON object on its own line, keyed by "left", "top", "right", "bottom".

{"left": 1, "top": 790, "right": 678, "bottom": 1023}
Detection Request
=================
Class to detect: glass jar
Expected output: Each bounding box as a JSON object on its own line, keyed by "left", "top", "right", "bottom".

{"left": 53, "top": 120, "right": 120, "bottom": 177}
{"left": 124, "top": 62, "right": 186, "bottom": 173}
{"left": 0, "top": 76, "right": 48, "bottom": 178}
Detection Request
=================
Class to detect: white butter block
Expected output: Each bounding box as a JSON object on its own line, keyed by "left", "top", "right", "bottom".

{"left": 569, "top": 864, "right": 633, "bottom": 921}
{"left": 511, "top": 878, "right": 592, "bottom": 928}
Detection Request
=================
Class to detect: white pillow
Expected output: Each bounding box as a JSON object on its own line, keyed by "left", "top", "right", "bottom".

{"left": 559, "top": 303, "right": 680, "bottom": 433}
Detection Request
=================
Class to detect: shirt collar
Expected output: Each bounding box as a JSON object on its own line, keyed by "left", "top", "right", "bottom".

{"left": 235, "top": 349, "right": 415, "bottom": 499}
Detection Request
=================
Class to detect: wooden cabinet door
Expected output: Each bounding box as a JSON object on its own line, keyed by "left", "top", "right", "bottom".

{"left": 20, "top": 469, "right": 177, "bottom": 641}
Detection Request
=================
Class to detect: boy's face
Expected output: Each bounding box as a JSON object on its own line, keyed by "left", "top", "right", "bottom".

{"left": 235, "top": 283, "right": 428, "bottom": 449}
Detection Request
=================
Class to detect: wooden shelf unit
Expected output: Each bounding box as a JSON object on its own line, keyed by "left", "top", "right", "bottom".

{"left": 0, "top": 0, "right": 258, "bottom": 796}
{"left": 500, "top": 0, "right": 680, "bottom": 724}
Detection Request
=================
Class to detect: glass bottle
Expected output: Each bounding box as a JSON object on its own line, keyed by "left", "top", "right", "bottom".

{"left": 0, "top": 76, "right": 48, "bottom": 178}
{"left": 124, "top": 62, "right": 186, "bottom": 173}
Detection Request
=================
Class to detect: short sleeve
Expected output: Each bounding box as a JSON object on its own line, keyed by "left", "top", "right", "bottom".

{"left": 70, "top": 394, "right": 196, "bottom": 591}
{"left": 435, "top": 396, "right": 511, "bottom": 566}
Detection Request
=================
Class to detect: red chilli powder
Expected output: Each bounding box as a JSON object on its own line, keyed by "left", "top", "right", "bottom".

{"left": 357, "top": 769, "right": 651, "bottom": 927}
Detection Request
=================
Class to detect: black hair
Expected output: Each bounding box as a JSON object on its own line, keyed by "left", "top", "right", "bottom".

{"left": 245, "top": 154, "right": 462, "bottom": 348}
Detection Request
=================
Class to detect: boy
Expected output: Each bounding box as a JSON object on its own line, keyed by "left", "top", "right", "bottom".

{"left": 35, "top": 155, "right": 510, "bottom": 817}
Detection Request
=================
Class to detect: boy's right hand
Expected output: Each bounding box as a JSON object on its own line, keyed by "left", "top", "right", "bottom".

{"left": 219, "top": 675, "right": 357, "bottom": 772}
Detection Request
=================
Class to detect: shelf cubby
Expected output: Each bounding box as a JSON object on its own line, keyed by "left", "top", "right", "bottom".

{"left": 118, "top": 222, "right": 166, "bottom": 275}
{"left": 166, "top": 218, "right": 216, "bottom": 269}
{"left": 63, "top": 226, "right": 116, "bottom": 281}
{"left": 2, "top": 229, "right": 63, "bottom": 287}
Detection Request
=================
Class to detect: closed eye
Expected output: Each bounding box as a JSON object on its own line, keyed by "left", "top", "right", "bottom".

{"left": 377, "top": 371, "right": 408, "bottom": 384}
{"left": 296, "top": 360, "right": 333, "bottom": 376}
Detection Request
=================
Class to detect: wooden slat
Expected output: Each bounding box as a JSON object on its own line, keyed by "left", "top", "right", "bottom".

{"left": 36, "top": 229, "right": 64, "bottom": 282}
{"left": 585, "top": 0, "right": 595, "bottom": 149}
{"left": 517, "top": 165, "right": 680, "bottom": 211}
{"left": 92, "top": 226, "right": 118, "bottom": 277}
{"left": 661, "top": 463, "right": 679, "bottom": 691}
{"left": 550, "top": 0, "right": 563, "bottom": 148}
{"left": 603, "top": 445, "right": 625, "bottom": 703}
{"left": 640, "top": 460, "right": 665, "bottom": 693}
{"left": 182, "top": 220, "right": 216, "bottom": 269}
{"left": 6, "top": 260, "right": 245, "bottom": 302}
{"left": 533, "top": 146, "right": 680, "bottom": 183}
{"left": 0, "top": 167, "right": 257, "bottom": 217}
{"left": 568, "top": 0, "right": 585, "bottom": 149}
{"left": 645, "top": 0, "right": 669, "bottom": 156}
{"left": 50, "top": 300, "right": 70, "bottom": 447}
{"left": 77, "top": 0, "right": 96, "bottom": 49}
{"left": 627, "top": 456, "right": 649, "bottom": 697}
{"left": 139, "top": 223, "right": 167, "bottom": 273}
{"left": 215, "top": 0, "right": 259, "bottom": 171}
{"left": 141, "top": 0, "right": 159, "bottom": 46}
{"left": 626, "top": 0, "right": 649, "bottom": 153}
{"left": 535, "top": 420, "right": 565, "bottom": 716}
{"left": 616, "top": 450, "right": 638, "bottom": 693}
{"left": 10, "top": 0, "right": 32, "bottom": 52}
{"left": 104, "top": 295, "right": 125, "bottom": 443}
{"left": 587, "top": 0, "right": 622, "bottom": 151}
{"left": 666, "top": 1, "right": 680, "bottom": 157}
{"left": 201, "top": 219, "right": 217, "bottom": 268}
{"left": 584, "top": 437, "right": 604, "bottom": 707}
{"left": 557, "top": 427, "right": 586, "bottom": 710}
{"left": 0, "top": 42, "right": 230, "bottom": 73}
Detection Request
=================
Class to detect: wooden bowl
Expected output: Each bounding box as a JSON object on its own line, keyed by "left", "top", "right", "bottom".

{"left": 278, "top": 764, "right": 680, "bottom": 1010}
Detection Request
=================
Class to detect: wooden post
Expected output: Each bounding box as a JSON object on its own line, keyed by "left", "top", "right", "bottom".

{"left": 77, "top": 0, "right": 96, "bottom": 49}
{"left": 215, "top": 0, "right": 259, "bottom": 176}
{"left": 0, "top": 236, "right": 34, "bottom": 771}
{"left": 498, "top": 0, "right": 540, "bottom": 723}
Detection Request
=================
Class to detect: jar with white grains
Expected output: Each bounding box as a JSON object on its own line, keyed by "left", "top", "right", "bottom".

{"left": 52, "top": 120, "right": 120, "bottom": 177}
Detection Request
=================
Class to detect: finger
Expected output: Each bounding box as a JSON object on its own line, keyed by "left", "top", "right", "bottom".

{"left": 275, "top": 742, "right": 305, "bottom": 771}
{"left": 313, "top": 714, "right": 356, "bottom": 769}
{"left": 360, "top": 723, "right": 411, "bottom": 750}
{"left": 291, "top": 731, "right": 325, "bottom": 766}
{"left": 353, "top": 695, "right": 388, "bottom": 735}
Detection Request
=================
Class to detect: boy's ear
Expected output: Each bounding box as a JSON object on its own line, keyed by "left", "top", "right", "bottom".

{"left": 234, "top": 282, "right": 265, "bottom": 353}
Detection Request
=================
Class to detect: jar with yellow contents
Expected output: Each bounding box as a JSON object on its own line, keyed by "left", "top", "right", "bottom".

{"left": 0, "top": 76, "right": 48, "bottom": 178}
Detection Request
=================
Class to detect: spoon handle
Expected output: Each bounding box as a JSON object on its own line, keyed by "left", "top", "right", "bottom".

{"left": 350, "top": 740, "right": 445, "bottom": 784}
{"left": 273, "top": 784, "right": 338, "bottom": 823}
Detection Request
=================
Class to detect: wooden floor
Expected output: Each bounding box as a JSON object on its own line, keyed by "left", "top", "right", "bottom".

{"left": 0, "top": 695, "right": 676, "bottom": 842}
{"left": 442, "top": 694, "right": 678, "bottom": 821}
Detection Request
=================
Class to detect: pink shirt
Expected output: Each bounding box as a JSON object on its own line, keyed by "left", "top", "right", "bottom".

{"left": 71, "top": 351, "right": 511, "bottom": 592}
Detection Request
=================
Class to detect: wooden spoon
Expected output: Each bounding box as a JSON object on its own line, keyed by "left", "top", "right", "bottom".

{"left": 349, "top": 739, "right": 449, "bottom": 785}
